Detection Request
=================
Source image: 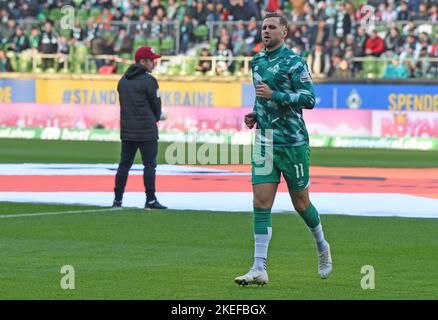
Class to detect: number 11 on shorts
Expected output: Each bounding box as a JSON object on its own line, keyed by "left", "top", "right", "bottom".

{"left": 294, "top": 163, "right": 304, "bottom": 178}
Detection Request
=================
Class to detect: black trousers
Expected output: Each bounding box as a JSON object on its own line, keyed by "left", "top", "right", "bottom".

{"left": 114, "top": 140, "right": 158, "bottom": 202}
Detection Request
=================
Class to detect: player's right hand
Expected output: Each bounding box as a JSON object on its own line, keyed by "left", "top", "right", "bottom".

{"left": 244, "top": 112, "right": 257, "bottom": 129}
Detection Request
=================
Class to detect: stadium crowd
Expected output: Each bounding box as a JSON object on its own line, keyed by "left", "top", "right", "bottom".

{"left": 0, "top": 0, "right": 437, "bottom": 78}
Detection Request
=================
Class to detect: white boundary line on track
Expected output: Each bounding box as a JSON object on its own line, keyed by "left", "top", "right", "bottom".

{"left": 0, "top": 208, "right": 135, "bottom": 219}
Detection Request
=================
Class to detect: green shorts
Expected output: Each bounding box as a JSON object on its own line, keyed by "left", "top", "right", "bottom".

{"left": 251, "top": 144, "right": 310, "bottom": 192}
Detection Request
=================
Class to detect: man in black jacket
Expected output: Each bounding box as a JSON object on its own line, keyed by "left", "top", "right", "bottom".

{"left": 112, "top": 46, "right": 167, "bottom": 210}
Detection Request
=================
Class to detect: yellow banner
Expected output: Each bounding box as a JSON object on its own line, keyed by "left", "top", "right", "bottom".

{"left": 36, "top": 79, "right": 242, "bottom": 108}
{"left": 159, "top": 81, "right": 241, "bottom": 108}
{"left": 36, "top": 79, "right": 118, "bottom": 105}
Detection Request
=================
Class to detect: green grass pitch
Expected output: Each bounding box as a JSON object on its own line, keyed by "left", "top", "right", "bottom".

{"left": 0, "top": 202, "right": 437, "bottom": 300}
{"left": 1, "top": 138, "right": 438, "bottom": 167}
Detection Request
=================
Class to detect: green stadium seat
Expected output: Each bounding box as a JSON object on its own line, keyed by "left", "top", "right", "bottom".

{"left": 362, "top": 58, "right": 378, "bottom": 78}
{"left": 60, "top": 28, "right": 72, "bottom": 40}
{"left": 120, "top": 53, "right": 133, "bottom": 61}
{"left": 179, "top": 58, "right": 198, "bottom": 76}
{"left": 89, "top": 59, "right": 97, "bottom": 74}
{"left": 6, "top": 51, "right": 17, "bottom": 71}
{"left": 17, "top": 52, "right": 32, "bottom": 72}
{"left": 167, "top": 64, "right": 181, "bottom": 76}
{"left": 209, "top": 38, "right": 218, "bottom": 52}
{"left": 133, "top": 39, "right": 148, "bottom": 54}
{"left": 160, "top": 36, "right": 175, "bottom": 55}
{"left": 193, "top": 25, "right": 209, "bottom": 41}
{"left": 76, "top": 8, "right": 89, "bottom": 22}
{"left": 90, "top": 8, "right": 101, "bottom": 20}
{"left": 32, "top": 53, "right": 43, "bottom": 73}
{"left": 375, "top": 60, "right": 387, "bottom": 78}
{"left": 146, "top": 37, "right": 160, "bottom": 54}
{"left": 49, "top": 8, "right": 62, "bottom": 21}
{"left": 73, "top": 0, "right": 84, "bottom": 7}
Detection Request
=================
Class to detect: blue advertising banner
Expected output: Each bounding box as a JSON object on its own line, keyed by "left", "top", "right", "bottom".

{"left": 242, "top": 83, "right": 438, "bottom": 112}
{"left": 0, "top": 79, "right": 35, "bottom": 103}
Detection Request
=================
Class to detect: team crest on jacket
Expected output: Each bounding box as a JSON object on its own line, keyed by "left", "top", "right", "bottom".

{"left": 267, "top": 64, "right": 280, "bottom": 75}
{"left": 300, "top": 69, "right": 312, "bottom": 83}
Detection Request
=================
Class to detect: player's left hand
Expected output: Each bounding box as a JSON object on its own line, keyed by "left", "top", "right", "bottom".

{"left": 256, "top": 82, "right": 273, "bottom": 100}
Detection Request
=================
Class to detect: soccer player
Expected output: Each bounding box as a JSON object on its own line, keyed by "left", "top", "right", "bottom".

{"left": 234, "top": 13, "right": 332, "bottom": 286}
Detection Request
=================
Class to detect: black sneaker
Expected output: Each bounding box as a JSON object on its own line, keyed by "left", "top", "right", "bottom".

{"left": 112, "top": 200, "right": 122, "bottom": 208}
{"left": 145, "top": 200, "right": 167, "bottom": 210}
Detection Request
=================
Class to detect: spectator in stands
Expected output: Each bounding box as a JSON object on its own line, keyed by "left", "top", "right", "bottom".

{"left": 96, "top": 6, "right": 113, "bottom": 28}
{"left": 150, "top": 15, "right": 162, "bottom": 39}
{"left": 383, "top": 55, "right": 409, "bottom": 78}
{"left": 429, "top": 4, "right": 437, "bottom": 22}
{"left": 344, "top": 46, "right": 358, "bottom": 76}
{"left": 328, "top": 36, "right": 344, "bottom": 58}
{"left": 205, "top": 2, "right": 218, "bottom": 22}
{"left": 28, "top": 27, "right": 40, "bottom": 50}
{"left": 417, "top": 3, "right": 429, "bottom": 21}
{"left": 112, "top": 7, "right": 123, "bottom": 21}
{"left": 231, "top": 20, "right": 246, "bottom": 55}
{"left": 215, "top": 2, "right": 228, "bottom": 21}
{"left": 345, "top": 33, "right": 359, "bottom": 57}
{"left": 193, "top": 1, "right": 209, "bottom": 25}
{"left": 215, "top": 41, "right": 233, "bottom": 75}
{"left": 331, "top": 58, "right": 352, "bottom": 78}
{"left": 174, "top": 0, "right": 188, "bottom": 22}
{"left": 333, "top": 2, "right": 351, "bottom": 38}
{"left": 136, "top": 14, "right": 150, "bottom": 37}
{"left": 113, "top": 27, "right": 133, "bottom": 55}
{"left": 415, "top": 46, "right": 432, "bottom": 77}
{"left": 141, "top": 4, "right": 153, "bottom": 21}
{"left": 57, "top": 35, "right": 69, "bottom": 69}
{"left": 179, "top": 14, "right": 194, "bottom": 53}
{"left": 384, "top": 27, "right": 403, "bottom": 52}
{"left": 397, "top": 0, "right": 411, "bottom": 21}
{"left": 84, "top": 18, "right": 97, "bottom": 46}
{"left": 167, "top": 0, "right": 178, "bottom": 20}
{"left": 416, "top": 32, "right": 431, "bottom": 55}
{"left": 72, "top": 20, "right": 85, "bottom": 41}
{"left": 300, "top": 24, "right": 311, "bottom": 51}
{"left": 229, "top": 0, "right": 258, "bottom": 21}
{"left": 20, "top": 0, "right": 37, "bottom": 19}
{"left": 399, "top": 44, "right": 416, "bottom": 76}
{"left": 292, "top": 44, "right": 304, "bottom": 57}
{"left": 402, "top": 21, "right": 417, "bottom": 37}
{"left": 38, "top": 20, "right": 59, "bottom": 69}
{"left": 313, "top": 19, "right": 329, "bottom": 48}
{"left": 307, "top": 42, "right": 330, "bottom": 78}
{"left": 355, "top": 26, "right": 368, "bottom": 56}
{"left": 287, "top": 24, "right": 304, "bottom": 48}
{"left": 195, "top": 47, "right": 212, "bottom": 74}
{"left": 2, "top": 18, "right": 17, "bottom": 45}
{"left": 8, "top": 26, "right": 29, "bottom": 53}
{"left": 151, "top": 0, "right": 166, "bottom": 17}
{"left": 382, "top": 4, "right": 397, "bottom": 24}
{"left": 0, "top": 49, "right": 12, "bottom": 72}
{"left": 0, "top": 8, "right": 8, "bottom": 25}
{"left": 243, "top": 18, "right": 260, "bottom": 55}
{"left": 402, "top": 34, "right": 416, "bottom": 51}
{"left": 430, "top": 33, "right": 438, "bottom": 57}
{"left": 364, "top": 30, "right": 385, "bottom": 57}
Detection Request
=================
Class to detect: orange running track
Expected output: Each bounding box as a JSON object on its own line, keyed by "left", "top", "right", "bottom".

{"left": 1, "top": 166, "right": 437, "bottom": 198}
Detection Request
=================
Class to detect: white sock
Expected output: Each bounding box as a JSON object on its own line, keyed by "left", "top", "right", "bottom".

{"left": 253, "top": 257, "right": 266, "bottom": 271}
{"left": 309, "top": 224, "right": 329, "bottom": 253}
{"left": 252, "top": 227, "right": 272, "bottom": 271}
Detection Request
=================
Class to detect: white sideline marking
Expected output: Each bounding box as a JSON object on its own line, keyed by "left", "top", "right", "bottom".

{"left": 1, "top": 192, "right": 438, "bottom": 218}
{"left": 0, "top": 208, "right": 132, "bottom": 219}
